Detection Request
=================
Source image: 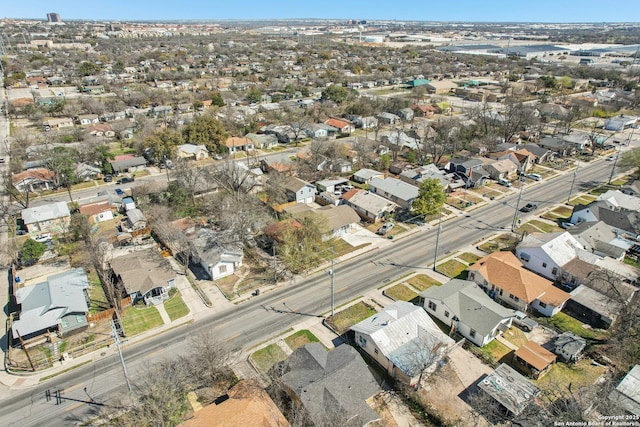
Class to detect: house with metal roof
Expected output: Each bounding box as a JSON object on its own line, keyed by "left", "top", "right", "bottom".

{"left": 467, "top": 251, "right": 570, "bottom": 317}
{"left": 421, "top": 279, "right": 514, "bottom": 347}
{"left": 21, "top": 201, "right": 71, "bottom": 235}
{"left": 176, "top": 144, "right": 209, "bottom": 160}
{"left": 280, "top": 343, "right": 381, "bottom": 426}
{"left": 352, "top": 168, "right": 384, "bottom": 185}
{"left": 351, "top": 301, "right": 454, "bottom": 385}
{"left": 109, "top": 154, "right": 147, "bottom": 173}
{"left": 478, "top": 363, "right": 540, "bottom": 416}
{"left": 368, "top": 177, "right": 419, "bottom": 210}
{"left": 12, "top": 268, "right": 89, "bottom": 341}
{"left": 609, "top": 365, "right": 640, "bottom": 416}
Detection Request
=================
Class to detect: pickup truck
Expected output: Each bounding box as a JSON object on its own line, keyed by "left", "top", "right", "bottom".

{"left": 513, "top": 311, "right": 538, "bottom": 332}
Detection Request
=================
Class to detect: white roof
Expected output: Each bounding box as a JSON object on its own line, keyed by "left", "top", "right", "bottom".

{"left": 597, "top": 190, "right": 640, "bottom": 212}
{"left": 519, "top": 231, "right": 597, "bottom": 267}
{"left": 21, "top": 202, "right": 70, "bottom": 225}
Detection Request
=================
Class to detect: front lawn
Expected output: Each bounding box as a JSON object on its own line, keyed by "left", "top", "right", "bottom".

{"left": 478, "top": 233, "right": 520, "bottom": 253}
{"left": 406, "top": 274, "right": 442, "bottom": 291}
{"left": 250, "top": 343, "right": 288, "bottom": 374}
{"left": 458, "top": 252, "right": 481, "bottom": 264}
{"left": 526, "top": 219, "right": 562, "bottom": 233}
{"left": 121, "top": 305, "right": 164, "bottom": 337}
{"left": 542, "top": 312, "right": 608, "bottom": 341}
{"left": 385, "top": 284, "right": 418, "bottom": 302}
{"left": 325, "top": 301, "right": 377, "bottom": 335}
{"left": 284, "top": 330, "right": 320, "bottom": 351}
{"left": 436, "top": 259, "right": 467, "bottom": 278}
{"left": 164, "top": 293, "right": 190, "bottom": 321}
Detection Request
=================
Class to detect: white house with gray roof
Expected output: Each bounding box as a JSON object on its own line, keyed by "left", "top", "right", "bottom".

{"left": 350, "top": 301, "right": 454, "bottom": 385}
{"left": 421, "top": 279, "right": 514, "bottom": 347}
{"left": 21, "top": 201, "right": 71, "bottom": 235}
{"left": 368, "top": 177, "right": 419, "bottom": 210}
{"left": 352, "top": 168, "right": 384, "bottom": 185}
{"left": 342, "top": 188, "right": 398, "bottom": 222}
{"left": 12, "top": 268, "right": 89, "bottom": 341}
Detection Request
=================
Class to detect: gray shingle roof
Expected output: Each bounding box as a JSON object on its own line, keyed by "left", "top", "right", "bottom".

{"left": 21, "top": 201, "right": 70, "bottom": 225}
{"left": 369, "top": 177, "right": 419, "bottom": 203}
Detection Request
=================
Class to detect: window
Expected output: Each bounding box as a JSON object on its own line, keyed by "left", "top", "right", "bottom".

{"left": 358, "top": 335, "right": 367, "bottom": 347}
{"left": 428, "top": 301, "right": 437, "bottom": 311}
{"left": 519, "top": 252, "right": 530, "bottom": 263}
{"left": 374, "top": 348, "right": 379, "bottom": 355}
{"left": 542, "top": 262, "right": 547, "bottom": 268}
{"left": 539, "top": 301, "right": 547, "bottom": 308}
{"left": 469, "top": 329, "right": 476, "bottom": 338}
{"left": 219, "top": 265, "right": 227, "bottom": 274}
{"left": 444, "top": 311, "right": 450, "bottom": 318}
{"left": 509, "top": 294, "right": 519, "bottom": 302}
{"left": 469, "top": 272, "right": 475, "bottom": 280}
{"left": 552, "top": 267, "right": 558, "bottom": 276}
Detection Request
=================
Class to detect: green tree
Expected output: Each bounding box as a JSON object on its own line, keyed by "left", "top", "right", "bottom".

{"left": 20, "top": 239, "right": 47, "bottom": 266}
{"left": 321, "top": 84, "right": 350, "bottom": 104}
{"left": 412, "top": 178, "right": 446, "bottom": 217}
{"left": 211, "top": 92, "right": 225, "bottom": 107}
{"left": 78, "top": 61, "right": 100, "bottom": 76}
{"left": 246, "top": 87, "right": 262, "bottom": 103}
{"left": 181, "top": 115, "right": 228, "bottom": 155}
{"left": 377, "top": 154, "right": 391, "bottom": 171}
{"left": 618, "top": 147, "right": 640, "bottom": 178}
{"left": 143, "top": 128, "right": 183, "bottom": 164}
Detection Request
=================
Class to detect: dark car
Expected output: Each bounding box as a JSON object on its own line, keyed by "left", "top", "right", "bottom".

{"left": 103, "top": 174, "right": 113, "bottom": 183}
{"left": 115, "top": 188, "right": 125, "bottom": 196}
{"left": 520, "top": 203, "right": 538, "bottom": 213}
{"left": 116, "top": 176, "right": 135, "bottom": 184}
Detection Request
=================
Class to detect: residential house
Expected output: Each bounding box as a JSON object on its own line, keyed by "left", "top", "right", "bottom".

{"left": 536, "top": 103, "right": 570, "bottom": 120}
{"left": 467, "top": 251, "right": 570, "bottom": 316}
{"left": 79, "top": 202, "right": 114, "bottom": 224}
{"left": 11, "top": 268, "right": 89, "bottom": 341}
{"left": 179, "top": 380, "right": 289, "bottom": 427}
{"left": 285, "top": 204, "right": 360, "bottom": 239}
{"left": 110, "top": 248, "right": 176, "bottom": 306}
{"left": 553, "top": 332, "right": 586, "bottom": 363}
{"left": 304, "top": 123, "right": 331, "bottom": 139}
{"left": 381, "top": 131, "right": 420, "bottom": 151}
{"left": 225, "top": 136, "right": 254, "bottom": 154}
{"left": 352, "top": 168, "right": 384, "bottom": 185}
{"left": 424, "top": 80, "right": 458, "bottom": 94}
{"left": 75, "top": 163, "right": 102, "bottom": 181}
{"left": 478, "top": 364, "right": 540, "bottom": 416}
{"left": 560, "top": 132, "right": 593, "bottom": 153}
{"left": 351, "top": 301, "right": 455, "bottom": 385}
{"left": 126, "top": 208, "right": 147, "bottom": 230}
{"left": 621, "top": 180, "right": 640, "bottom": 197}
{"left": 487, "top": 149, "right": 536, "bottom": 173}
{"left": 190, "top": 229, "right": 244, "bottom": 280}
{"left": 604, "top": 115, "right": 637, "bottom": 131}
{"left": 324, "top": 117, "right": 354, "bottom": 134}
{"left": 245, "top": 133, "right": 278, "bottom": 149}
{"left": 354, "top": 116, "right": 379, "bottom": 129}
{"left": 445, "top": 157, "right": 490, "bottom": 188}
{"left": 368, "top": 177, "right": 419, "bottom": 210}
{"left": 284, "top": 176, "right": 316, "bottom": 204}
{"left": 568, "top": 221, "right": 629, "bottom": 260}
{"left": 495, "top": 142, "right": 555, "bottom": 164}
{"left": 342, "top": 188, "right": 398, "bottom": 222}
{"left": 21, "top": 201, "right": 71, "bottom": 234}
{"left": 570, "top": 201, "right": 639, "bottom": 240}
{"left": 421, "top": 279, "right": 514, "bottom": 347}
{"left": 538, "top": 137, "right": 575, "bottom": 157}
{"left": 122, "top": 197, "right": 136, "bottom": 211}
{"left": 411, "top": 104, "right": 437, "bottom": 117}
{"left": 608, "top": 365, "right": 640, "bottom": 416}
{"left": 42, "top": 117, "right": 74, "bottom": 131}
{"left": 176, "top": 144, "right": 209, "bottom": 160}
{"left": 110, "top": 155, "right": 147, "bottom": 174}
{"left": 314, "top": 178, "right": 349, "bottom": 194}
{"left": 376, "top": 112, "right": 401, "bottom": 126}
{"left": 513, "top": 341, "right": 556, "bottom": 379}
{"left": 279, "top": 343, "right": 381, "bottom": 426}
{"left": 12, "top": 168, "right": 56, "bottom": 193}
{"left": 76, "top": 114, "right": 100, "bottom": 125}
{"left": 397, "top": 108, "right": 414, "bottom": 121}
{"left": 484, "top": 158, "right": 518, "bottom": 181}
{"left": 399, "top": 163, "right": 466, "bottom": 193}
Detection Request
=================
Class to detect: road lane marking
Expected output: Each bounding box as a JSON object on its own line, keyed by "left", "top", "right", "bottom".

{"left": 64, "top": 383, "right": 85, "bottom": 393}
{"left": 64, "top": 402, "right": 84, "bottom": 412}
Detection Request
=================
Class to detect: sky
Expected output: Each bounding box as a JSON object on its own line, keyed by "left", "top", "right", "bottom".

{"left": 3, "top": 0, "right": 640, "bottom": 23}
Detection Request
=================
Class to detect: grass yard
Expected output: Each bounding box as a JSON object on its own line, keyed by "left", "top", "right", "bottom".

{"left": 527, "top": 219, "right": 562, "bottom": 233}
{"left": 121, "top": 305, "right": 164, "bottom": 337}
{"left": 588, "top": 184, "right": 619, "bottom": 196}
{"left": 502, "top": 327, "right": 528, "bottom": 348}
{"left": 458, "top": 252, "right": 481, "bottom": 264}
{"left": 478, "top": 234, "right": 519, "bottom": 253}
{"left": 250, "top": 343, "right": 288, "bottom": 374}
{"left": 325, "top": 301, "right": 377, "bottom": 335}
{"left": 436, "top": 259, "right": 467, "bottom": 278}
{"left": 327, "top": 238, "right": 370, "bottom": 258}
{"left": 384, "top": 284, "right": 418, "bottom": 302}
{"left": 215, "top": 273, "right": 241, "bottom": 299}
{"left": 406, "top": 274, "right": 442, "bottom": 291}
{"left": 516, "top": 223, "right": 544, "bottom": 235}
{"left": 284, "top": 330, "right": 320, "bottom": 351}
{"left": 568, "top": 194, "right": 597, "bottom": 206}
{"left": 535, "top": 359, "right": 605, "bottom": 394}
{"left": 475, "top": 340, "right": 513, "bottom": 366}
{"left": 164, "top": 293, "right": 190, "bottom": 321}
{"left": 542, "top": 312, "right": 608, "bottom": 341}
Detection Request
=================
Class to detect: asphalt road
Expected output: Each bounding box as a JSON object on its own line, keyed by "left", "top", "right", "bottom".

{"left": 0, "top": 157, "right": 618, "bottom": 426}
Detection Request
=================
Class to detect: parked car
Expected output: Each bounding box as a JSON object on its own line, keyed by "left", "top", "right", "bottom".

{"left": 561, "top": 222, "right": 575, "bottom": 229}
{"left": 526, "top": 173, "right": 542, "bottom": 181}
{"left": 33, "top": 233, "right": 52, "bottom": 243}
{"left": 498, "top": 178, "right": 512, "bottom": 187}
{"left": 0, "top": 157, "right": 5, "bottom": 163}
{"left": 513, "top": 311, "right": 538, "bottom": 332}
{"left": 520, "top": 203, "right": 538, "bottom": 212}
{"left": 376, "top": 222, "right": 395, "bottom": 235}
{"left": 606, "top": 155, "right": 617, "bottom": 161}
{"left": 116, "top": 176, "right": 135, "bottom": 184}
{"left": 103, "top": 174, "right": 113, "bottom": 182}
{"left": 115, "top": 188, "right": 125, "bottom": 196}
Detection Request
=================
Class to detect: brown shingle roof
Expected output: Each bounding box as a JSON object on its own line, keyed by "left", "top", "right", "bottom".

{"left": 468, "top": 251, "right": 553, "bottom": 303}
{"left": 515, "top": 341, "right": 556, "bottom": 371}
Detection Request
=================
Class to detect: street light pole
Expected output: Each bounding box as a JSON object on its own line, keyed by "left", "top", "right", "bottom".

{"left": 512, "top": 176, "right": 525, "bottom": 232}
{"left": 433, "top": 209, "right": 443, "bottom": 272}
{"left": 329, "top": 255, "right": 335, "bottom": 317}
{"left": 608, "top": 146, "right": 620, "bottom": 184}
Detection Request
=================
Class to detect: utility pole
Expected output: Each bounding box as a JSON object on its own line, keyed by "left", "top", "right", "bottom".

{"left": 566, "top": 161, "right": 580, "bottom": 204}
{"left": 433, "top": 209, "right": 443, "bottom": 272}
{"left": 111, "top": 320, "right": 132, "bottom": 392}
{"left": 512, "top": 177, "right": 525, "bottom": 231}
{"left": 608, "top": 147, "right": 620, "bottom": 184}
{"left": 328, "top": 254, "right": 335, "bottom": 317}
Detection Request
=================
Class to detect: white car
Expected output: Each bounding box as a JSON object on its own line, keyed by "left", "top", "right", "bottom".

{"left": 526, "top": 173, "right": 542, "bottom": 181}
{"left": 34, "top": 233, "right": 52, "bottom": 243}
{"left": 376, "top": 222, "right": 395, "bottom": 235}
